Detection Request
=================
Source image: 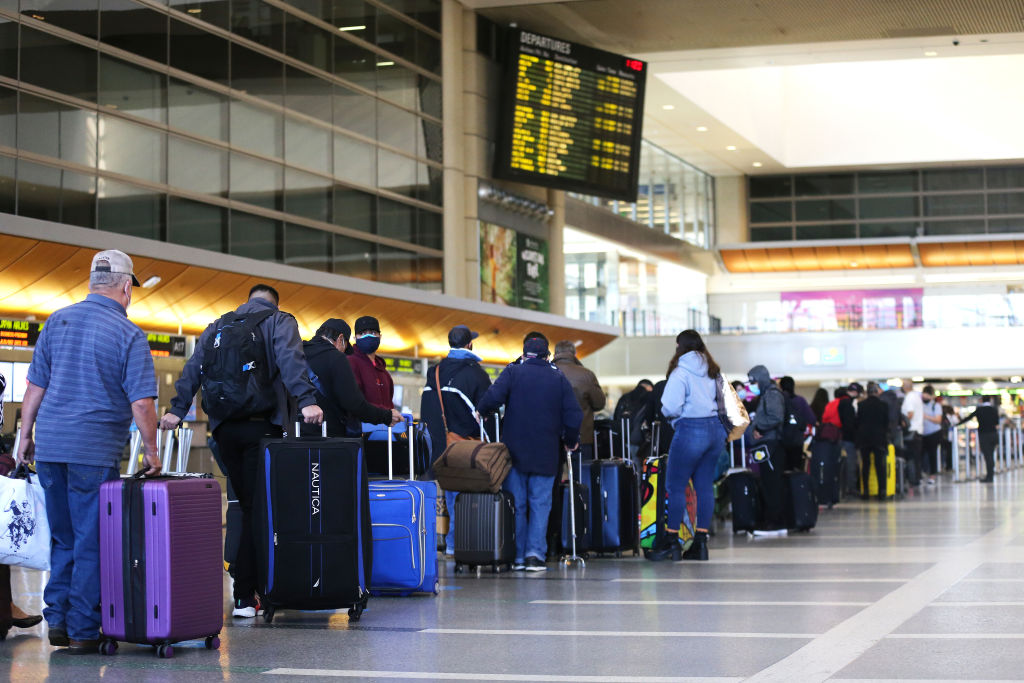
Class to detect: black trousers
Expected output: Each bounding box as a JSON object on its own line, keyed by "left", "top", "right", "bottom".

{"left": 979, "top": 430, "right": 999, "bottom": 480}
{"left": 213, "top": 418, "right": 278, "bottom": 601}
{"left": 758, "top": 440, "right": 786, "bottom": 529}
{"left": 905, "top": 433, "right": 922, "bottom": 485}
{"left": 860, "top": 443, "right": 887, "bottom": 499}
{"left": 922, "top": 432, "right": 942, "bottom": 476}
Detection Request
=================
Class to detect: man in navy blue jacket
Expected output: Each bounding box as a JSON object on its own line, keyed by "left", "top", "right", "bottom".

{"left": 476, "top": 336, "right": 582, "bottom": 572}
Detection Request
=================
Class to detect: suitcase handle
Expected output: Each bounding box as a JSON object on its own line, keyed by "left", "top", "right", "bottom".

{"left": 385, "top": 420, "right": 415, "bottom": 480}
{"left": 293, "top": 421, "right": 329, "bottom": 439}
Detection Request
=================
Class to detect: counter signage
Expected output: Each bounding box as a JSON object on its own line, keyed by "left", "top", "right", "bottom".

{"left": 494, "top": 28, "right": 647, "bottom": 201}
{"left": 383, "top": 357, "right": 425, "bottom": 375}
{"left": 0, "top": 319, "right": 43, "bottom": 348}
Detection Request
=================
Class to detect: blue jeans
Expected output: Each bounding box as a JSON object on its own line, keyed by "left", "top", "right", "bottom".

{"left": 666, "top": 416, "right": 727, "bottom": 532}
{"left": 36, "top": 461, "right": 120, "bottom": 641}
{"left": 502, "top": 467, "right": 555, "bottom": 562}
{"left": 444, "top": 490, "right": 458, "bottom": 552}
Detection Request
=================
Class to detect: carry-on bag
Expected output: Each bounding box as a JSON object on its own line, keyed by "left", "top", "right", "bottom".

{"left": 453, "top": 418, "right": 516, "bottom": 572}
{"left": 809, "top": 438, "right": 840, "bottom": 506}
{"left": 726, "top": 435, "right": 762, "bottom": 534}
{"left": 432, "top": 420, "right": 511, "bottom": 493}
{"left": 256, "top": 422, "right": 371, "bottom": 623}
{"left": 368, "top": 422, "right": 438, "bottom": 596}
{"left": 99, "top": 430, "right": 222, "bottom": 658}
{"left": 548, "top": 446, "right": 591, "bottom": 557}
{"left": 860, "top": 443, "right": 897, "bottom": 498}
{"left": 363, "top": 415, "right": 432, "bottom": 478}
{"left": 581, "top": 417, "right": 640, "bottom": 557}
{"left": 785, "top": 470, "right": 818, "bottom": 531}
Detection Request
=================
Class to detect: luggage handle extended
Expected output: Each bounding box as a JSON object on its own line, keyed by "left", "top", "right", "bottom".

{"left": 293, "top": 421, "right": 328, "bottom": 439}
{"left": 385, "top": 418, "right": 415, "bottom": 481}
{"left": 128, "top": 426, "right": 194, "bottom": 476}
{"left": 563, "top": 446, "right": 585, "bottom": 568}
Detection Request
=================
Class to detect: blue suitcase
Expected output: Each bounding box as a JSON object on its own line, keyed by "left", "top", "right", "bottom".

{"left": 368, "top": 423, "right": 439, "bottom": 596}
{"left": 582, "top": 418, "right": 640, "bottom": 557}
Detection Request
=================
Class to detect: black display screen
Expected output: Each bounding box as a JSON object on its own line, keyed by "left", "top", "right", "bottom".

{"left": 494, "top": 29, "right": 647, "bottom": 201}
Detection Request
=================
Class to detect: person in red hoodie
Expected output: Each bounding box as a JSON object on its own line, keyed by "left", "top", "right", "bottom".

{"left": 349, "top": 316, "right": 395, "bottom": 411}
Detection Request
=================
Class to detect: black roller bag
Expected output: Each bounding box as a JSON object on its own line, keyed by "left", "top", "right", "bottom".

{"left": 785, "top": 470, "right": 818, "bottom": 532}
{"left": 809, "top": 438, "right": 840, "bottom": 507}
{"left": 255, "top": 422, "right": 371, "bottom": 622}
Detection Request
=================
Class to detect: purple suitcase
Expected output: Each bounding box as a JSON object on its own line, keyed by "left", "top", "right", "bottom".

{"left": 99, "top": 474, "right": 223, "bottom": 657}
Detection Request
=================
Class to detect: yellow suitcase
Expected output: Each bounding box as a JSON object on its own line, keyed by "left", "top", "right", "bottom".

{"left": 862, "top": 444, "right": 896, "bottom": 498}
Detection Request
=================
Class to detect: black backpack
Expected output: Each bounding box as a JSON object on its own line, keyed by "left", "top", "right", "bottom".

{"left": 200, "top": 309, "right": 276, "bottom": 421}
{"left": 781, "top": 392, "right": 808, "bottom": 450}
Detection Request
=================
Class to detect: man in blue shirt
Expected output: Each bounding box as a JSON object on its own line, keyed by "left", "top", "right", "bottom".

{"left": 476, "top": 335, "right": 582, "bottom": 572}
{"left": 18, "top": 250, "right": 161, "bottom": 655}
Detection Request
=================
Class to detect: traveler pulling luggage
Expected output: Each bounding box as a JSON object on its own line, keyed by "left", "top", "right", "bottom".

{"left": 99, "top": 430, "right": 222, "bottom": 658}
{"left": 454, "top": 418, "right": 516, "bottom": 573}
{"left": 369, "top": 421, "right": 439, "bottom": 595}
{"left": 256, "top": 422, "right": 371, "bottom": 623}
{"left": 581, "top": 417, "right": 640, "bottom": 557}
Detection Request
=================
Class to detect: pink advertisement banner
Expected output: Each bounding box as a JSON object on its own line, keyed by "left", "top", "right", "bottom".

{"left": 781, "top": 288, "right": 923, "bottom": 331}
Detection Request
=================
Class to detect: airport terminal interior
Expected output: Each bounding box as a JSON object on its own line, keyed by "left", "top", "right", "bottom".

{"left": 3, "top": 0, "right": 1024, "bottom": 680}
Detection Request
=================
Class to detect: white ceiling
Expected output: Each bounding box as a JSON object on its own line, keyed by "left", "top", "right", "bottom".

{"left": 474, "top": 1, "right": 1024, "bottom": 177}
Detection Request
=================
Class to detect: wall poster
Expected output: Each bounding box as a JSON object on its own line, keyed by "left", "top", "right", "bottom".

{"left": 480, "top": 222, "right": 550, "bottom": 312}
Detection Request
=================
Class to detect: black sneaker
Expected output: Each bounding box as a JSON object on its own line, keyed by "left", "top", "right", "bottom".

{"left": 511, "top": 560, "right": 526, "bottom": 571}
{"left": 232, "top": 595, "right": 263, "bottom": 618}
{"left": 48, "top": 626, "right": 69, "bottom": 647}
{"left": 524, "top": 557, "right": 547, "bottom": 572}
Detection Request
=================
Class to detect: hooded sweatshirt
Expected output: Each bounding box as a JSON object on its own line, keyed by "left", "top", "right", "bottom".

{"left": 661, "top": 351, "right": 718, "bottom": 421}
{"left": 748, "top": 364, "right": 785, "bottom": 441}
{"left": 302, "top": 337, "right": 392, "bottom": 436}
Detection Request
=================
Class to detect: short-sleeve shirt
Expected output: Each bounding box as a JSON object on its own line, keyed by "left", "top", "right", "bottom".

{"left": 27, "top": 294, "right": 157, "bottom": 468}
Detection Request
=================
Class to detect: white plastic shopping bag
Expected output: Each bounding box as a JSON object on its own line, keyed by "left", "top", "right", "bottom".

{"left": 0, "top": 468, "right": 51, "bottom": 571}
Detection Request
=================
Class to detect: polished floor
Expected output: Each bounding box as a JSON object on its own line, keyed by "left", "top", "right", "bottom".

{"left": 3, "top": 471, "right": 1024, "bottom": 682}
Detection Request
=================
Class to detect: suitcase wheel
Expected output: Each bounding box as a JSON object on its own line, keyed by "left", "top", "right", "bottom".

{"left": 453, "top": 563, "right": 464, "bottom": 574}
{"left": 99, "top": 639, "right": 117, "bottom": 656}
{"left": 347, "top": 601, "right": 366, "bottom": 621}
{"left": 263, "top": 606, "right": 275, "bottom": 624}
{"left": 204, "top": 636, "right": 221, "bottom": 650}
{"left": 432, "top": 580, "right": 440, "bottom": 595}
{"left": 156, "top": 644, "right": 174, "bottom": 659}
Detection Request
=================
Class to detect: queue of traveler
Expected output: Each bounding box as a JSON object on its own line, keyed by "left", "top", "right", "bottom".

{"left": 5, "top": 247, "right": 1009, "bottom": 652}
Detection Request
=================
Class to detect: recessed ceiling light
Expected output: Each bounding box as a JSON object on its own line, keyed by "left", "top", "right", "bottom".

{"left": 187, "top": 7, "right": 202, "bottom": 13}
{"left": 141, "top": 276, "right": 162, "bottom": 289}
{"left": 913, "top": 376, "right": 925, "bottom": 383}
{"left": 696, "top": 126, "right": 708, "bottom": 132}
{"left": 924, "top": 50, "right": 938, "bottom": 57}
{"left": 338, "top": 25, "right": 366, "bottom": 31}
{"left": 726, "top": 145, "right": 737, "bottom": 151}
{"left": 376, "top": 61, "right": 395, "bottom": 67}
{"left": 752, "top": 161, "right": 763, "bottom": 168}
{"left": 662, "top": 104, "right": 675, "bottom": 110}
{"left": 849, "top": 261, "right": 859, "bottom": 267}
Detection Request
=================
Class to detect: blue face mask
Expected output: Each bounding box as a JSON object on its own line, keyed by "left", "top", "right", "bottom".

{"left": 748, "top": 383, "right": 761, "bottom": 396}
{"left": 355, "top": 335, "right": 381, "bottom": 354}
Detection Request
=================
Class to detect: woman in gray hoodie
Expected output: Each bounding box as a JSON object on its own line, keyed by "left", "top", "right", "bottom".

{"left": 648, "top": 330, "right": 726, "bottom": 561}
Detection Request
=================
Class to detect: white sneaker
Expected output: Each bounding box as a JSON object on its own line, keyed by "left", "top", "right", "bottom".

{"left": 232, "top": 597, "right": 262, "bottom": 618}
{"left": 752, "top": 528, "right": 788, "bottom": 537}
{"left": 511, "top": 560, "right": 526, "bottom": 571}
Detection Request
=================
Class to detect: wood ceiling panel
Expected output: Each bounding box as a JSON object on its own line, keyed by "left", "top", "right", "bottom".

{"left": 0, "top": 236, "right": 37, "bottom": 272}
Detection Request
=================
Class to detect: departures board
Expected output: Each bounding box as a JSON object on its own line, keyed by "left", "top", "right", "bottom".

{"left": 493, "top": 28, "right": 647, "bottom": 202}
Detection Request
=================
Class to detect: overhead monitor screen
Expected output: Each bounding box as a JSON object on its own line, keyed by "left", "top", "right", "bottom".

{"left": 494, "top": 28, "right": 647, "bottom": 202}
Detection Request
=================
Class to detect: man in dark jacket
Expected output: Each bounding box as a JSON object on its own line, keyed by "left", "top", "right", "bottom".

{"left": 349, "top": 316, "right": 395, "bottom": 411}
{"left": 856, "top": 382, "right": 890, "bottom": 500}
{"left": 839, "top": 382, "right": 861, "bottom": 497}
{"left": 551, "top": 340, "right": 605, "bottom": 461}
{"left": 302, "top": 318, "right": 400, "bottom": 437}
{"left": 779, "top": 376, "right": 815, "bottom": 471}
{"left": 163, "top": 284, "right": 323, "bottom": 618}
{"left": 747, "top": 365, "right": 786, "bottom": 531}
{"left": 958, "top": 396, "right": 1001, "bottom": 482}
{"left": 421, "top": 325, "right": 493, "bottom": 553}
{"left": 477, "top": 337, "right": 582, "bottom": 572}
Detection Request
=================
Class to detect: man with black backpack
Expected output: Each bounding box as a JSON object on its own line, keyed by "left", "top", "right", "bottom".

{"left": 162, "top": 284, "right": 323, "bottom": 619}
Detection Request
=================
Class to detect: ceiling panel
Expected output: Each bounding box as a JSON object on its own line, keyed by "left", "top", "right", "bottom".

{"left": 720, "top": 243, "right": 915, "bottom": 272}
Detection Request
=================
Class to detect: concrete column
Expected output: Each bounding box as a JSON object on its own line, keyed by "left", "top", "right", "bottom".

{"left": 547, "top": 189, "right": 566, "bottom": 316}
{"left": 714, "top": 175, "right": 748, "bottom": 245}
{"left": 441, "top": 0, "right": 467, "bottom": 296}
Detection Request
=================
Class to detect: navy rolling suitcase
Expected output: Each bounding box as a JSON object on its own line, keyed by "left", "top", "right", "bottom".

{"left": 809, "top": 438, "right": 840, "bottom": 507}
{"left": 256, "top": 422, "right": 371, "bottom": 623}
{"left": 785, "top": 470, "right": 818, "bottom": 531}
{"left": 368, "top": 422, "right": 439, "bottom": 596}
{"left": 548, "top": 448, "right": 591, "bottom": 557}
{"left": 727, "top": 470, "right": 761, "bottom": 533}
{"left": 582, "top": 418, "right": 640, "bottom": 557}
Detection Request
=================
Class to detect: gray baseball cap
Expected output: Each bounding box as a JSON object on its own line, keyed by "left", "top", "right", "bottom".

{"left": 91, "top": 249, "right": 141, "bottom": 286}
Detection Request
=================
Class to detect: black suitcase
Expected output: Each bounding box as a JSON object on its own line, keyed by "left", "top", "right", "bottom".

{"left": 785, "top": 470, "right": 818, "bottom": 531}
{"left": 809, "top": 438, "right": 840, "bottom": 507}
{"left": 256, "top": 423, "right": 371, "bottom": 622}
{"left": 363, "top": 419, "right": 432, "bottom": 478}
{"left": 453, "top": 491, "right": 516, "bottom": 573}
{"left": 727, "top": 470, "right": 762, "bottom": 533}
